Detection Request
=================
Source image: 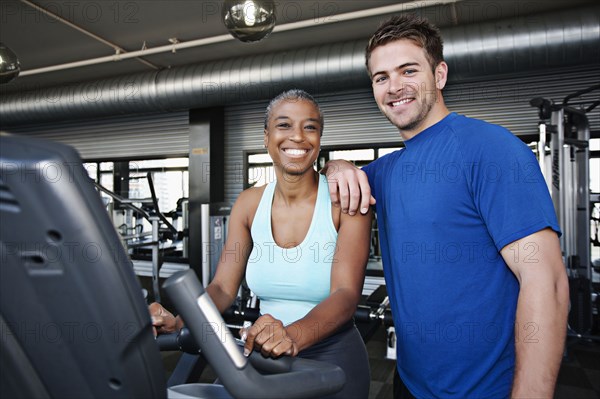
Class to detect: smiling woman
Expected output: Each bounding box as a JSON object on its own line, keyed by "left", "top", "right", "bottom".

{"left": 263, "top": 89, "right": 323, "bottom": 178}
{"left": 151, "top": 89, "right": 373, "bottom": 398}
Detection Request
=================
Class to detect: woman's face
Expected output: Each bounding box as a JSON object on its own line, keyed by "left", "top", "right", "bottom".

{"left": 264, "top": 99, "right": 322, "bottom": 177}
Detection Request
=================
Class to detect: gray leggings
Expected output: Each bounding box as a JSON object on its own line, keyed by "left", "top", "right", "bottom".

{"left": 298, "top": 323, "right": 370, "bottom": 399}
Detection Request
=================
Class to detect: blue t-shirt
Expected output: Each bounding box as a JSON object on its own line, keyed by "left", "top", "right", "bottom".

{"left": 245, "top": 174, "right": 337, "bottom": 326}
{"left": 363, "top": 113, "right": 560, "bottom": 399}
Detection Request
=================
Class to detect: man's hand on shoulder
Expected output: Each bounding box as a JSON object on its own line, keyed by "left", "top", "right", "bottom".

{"left": 322, "top": 160, "right": 375, "bottom": 216}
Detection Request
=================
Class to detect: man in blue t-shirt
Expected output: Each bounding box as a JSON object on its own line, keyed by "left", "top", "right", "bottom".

{"left": 324, "top": 14, "right": 569, "bottom": 399}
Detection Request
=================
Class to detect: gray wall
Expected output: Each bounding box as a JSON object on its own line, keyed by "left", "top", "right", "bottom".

{"left": 223, "top": 65, "right": 600, "bottom": 204}
{"left": 6, "top": 65, "right": 599, "bottom": 206}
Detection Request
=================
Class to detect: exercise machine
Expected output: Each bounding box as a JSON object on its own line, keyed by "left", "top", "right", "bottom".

{"left": 355, "top": 285, "right": 395, "bottom": 359}
{"left": 0, "top": 134, "right": 345, "bottom": 398}
{"left": 531, "top": 84, "right": 600, "bottom": 338}
{"left": 95, "top": 174, "right": 184, "bottom": 303}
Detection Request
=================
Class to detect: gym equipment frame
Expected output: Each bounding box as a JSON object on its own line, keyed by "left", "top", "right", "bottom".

{"left": 531, "top": 83, "right": 600, "bottom": 339}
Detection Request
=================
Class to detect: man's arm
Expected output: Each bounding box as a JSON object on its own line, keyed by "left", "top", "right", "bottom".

{"left": 500, "top": 228, "right": 569, "bottom": 398}
{"left": 321, "top": 159, "right": 375, "bottom": 215}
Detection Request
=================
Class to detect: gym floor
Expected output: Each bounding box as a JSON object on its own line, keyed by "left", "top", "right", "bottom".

{"left": 161, "top": 323, "right": 600, "bottom": 399}
{"left": 555, "top": 338, "right": 600, "bottom": 399}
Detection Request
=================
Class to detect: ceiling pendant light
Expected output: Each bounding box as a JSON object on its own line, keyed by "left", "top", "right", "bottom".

{"left": 222, "top": 0, "right": 276, "bottom": 43}
{"left": 0, "top": 43, "right": 20, "bottom": 84}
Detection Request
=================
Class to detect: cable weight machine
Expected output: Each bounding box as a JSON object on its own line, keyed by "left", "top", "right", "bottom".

{"left": 531, "top": 84, "right": 600, "bottom": 338}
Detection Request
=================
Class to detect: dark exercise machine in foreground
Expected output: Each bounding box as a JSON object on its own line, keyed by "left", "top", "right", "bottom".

{"left": 0, "top": 134, "right": 344, "bottom": 399}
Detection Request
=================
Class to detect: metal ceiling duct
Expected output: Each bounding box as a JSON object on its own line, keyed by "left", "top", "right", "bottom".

{"left": 0, "top": 5, "right": 598, "bottom": 127}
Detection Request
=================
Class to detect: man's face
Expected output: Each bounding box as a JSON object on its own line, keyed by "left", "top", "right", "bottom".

{"left": 368, "top": 39, "right": 447, "bottom": 139}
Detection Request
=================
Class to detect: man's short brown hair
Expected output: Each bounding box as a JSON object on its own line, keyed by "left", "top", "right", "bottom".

{"left": 365, "top": 14, "right": 444, "bottom": 77}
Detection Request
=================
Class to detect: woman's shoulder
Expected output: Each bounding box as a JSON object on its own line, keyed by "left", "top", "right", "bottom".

{"left": 235, "top": 184, "right": 267, "bottom": 208}
{"left": 232, "top": 183, "right": 270, "bottom": 226}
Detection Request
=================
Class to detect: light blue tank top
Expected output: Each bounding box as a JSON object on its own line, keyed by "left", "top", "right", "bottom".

{"left": 245, "top": 174, "right": 338, "bottom": 326}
